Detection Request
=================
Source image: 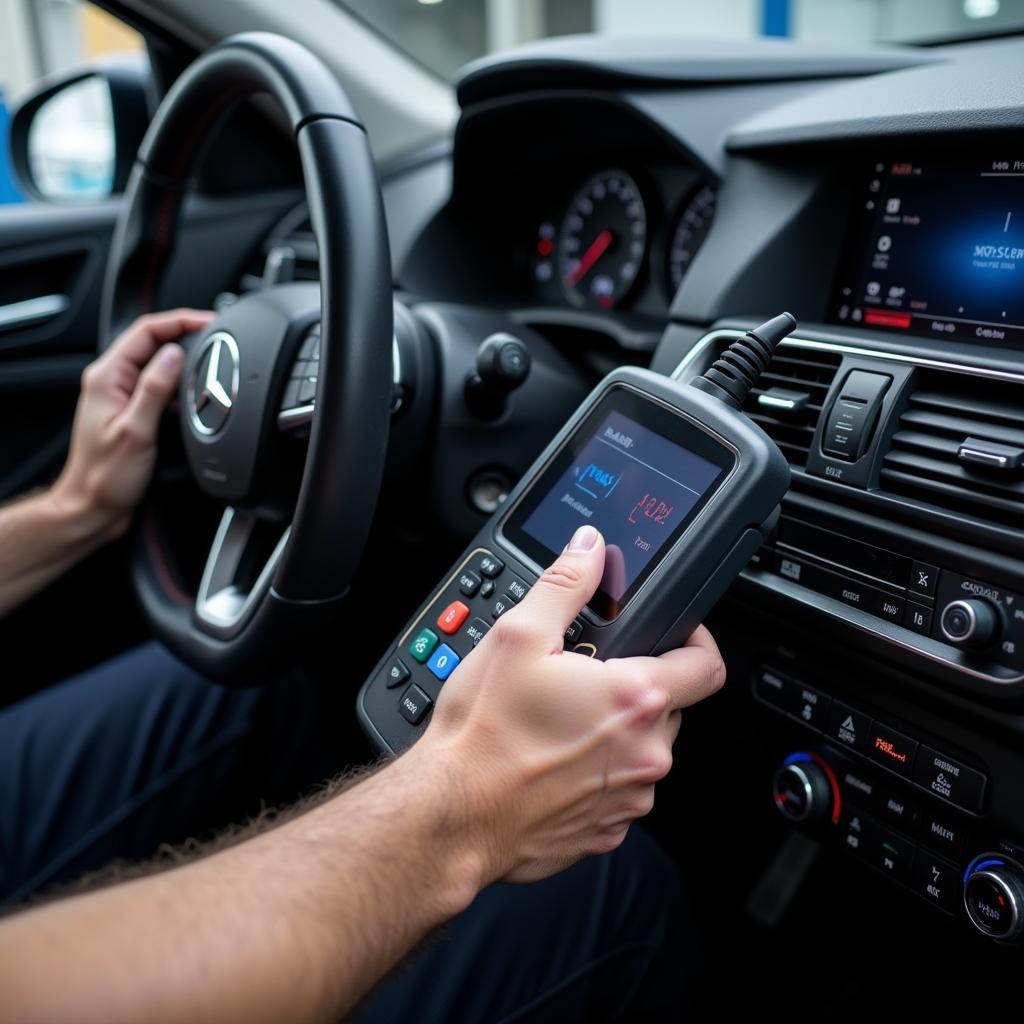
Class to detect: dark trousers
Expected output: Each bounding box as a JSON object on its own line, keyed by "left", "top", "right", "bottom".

{"left": 0, "top": 642, "right": 696, "bottom": 1022}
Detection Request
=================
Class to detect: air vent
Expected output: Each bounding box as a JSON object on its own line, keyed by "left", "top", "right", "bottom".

{"left": 740, "top": 347, "right": 842, "bottom": 469}
{"left": 880, "top": 370, "right": 1024, "bottom": 529}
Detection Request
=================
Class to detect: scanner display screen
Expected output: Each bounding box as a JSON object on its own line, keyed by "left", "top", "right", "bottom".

{"left": 502, "top": 387, "right": 733, "bottom": 620}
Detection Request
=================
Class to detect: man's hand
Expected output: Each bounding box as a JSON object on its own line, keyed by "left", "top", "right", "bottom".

{"left": 414, "top": 523, "right": 726, "bottom": 885}
{"left": 51, "top": 309, "right": 215, "bottom": 540}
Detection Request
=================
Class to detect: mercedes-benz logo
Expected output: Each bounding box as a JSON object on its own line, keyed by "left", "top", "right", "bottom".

{"left": 188, "top": 331, "right": 240, "bottom": 436}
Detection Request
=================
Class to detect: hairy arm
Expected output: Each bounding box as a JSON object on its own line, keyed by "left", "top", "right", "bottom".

{"left": 0, "top": 526, "right": 726, "bottom": 1023}
{"left": 0, "top": 310, "right": 213, "bottom": 617}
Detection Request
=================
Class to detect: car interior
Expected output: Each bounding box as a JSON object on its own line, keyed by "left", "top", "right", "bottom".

{"left": 3, "top": 0, "right": 1024, "bottom": 1017}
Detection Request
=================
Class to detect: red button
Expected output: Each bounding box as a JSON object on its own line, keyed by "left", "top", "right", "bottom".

{"left": 437, "top": 601, "right": 471, "bottom": 635}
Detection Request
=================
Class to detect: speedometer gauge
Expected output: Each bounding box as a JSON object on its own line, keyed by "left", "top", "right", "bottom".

{"left": 666, "top": 184, "right": 716, "bottom": 294}
{"left": 558, "top": 169, "right": 647, "bottom": 310}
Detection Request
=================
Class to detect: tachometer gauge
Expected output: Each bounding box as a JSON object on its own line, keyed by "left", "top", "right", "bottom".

{"left": 666, "top": 184, "right": 716, "bottom": 294}
{"left": 558, "top": 169, "right": 646, "bottom": 310}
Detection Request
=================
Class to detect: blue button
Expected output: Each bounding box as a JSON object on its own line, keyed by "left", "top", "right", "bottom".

{"left": 427, "top": 643, "right": 460, "bottom": 681}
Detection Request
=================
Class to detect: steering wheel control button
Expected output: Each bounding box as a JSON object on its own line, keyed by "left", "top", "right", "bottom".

{"left": 477, "top": 553, "right": 505, "bottom": 578}
{"left": 298, "top": 377, "right": 318, "bottom": 404}
{"left": 789, "top": 682, "right": 831, "bottom": 731}
{"left": 940, "top": 598, "right": 999, "bottom": 648}
{"left": 964, "top": 862, "right": 1024, "bottom": 940}
{"left": 867, "top": 722, "right": 917, "bottom": 779}
{"left": 564, "top": 619, "right": 585, "bottom": 644}
{"left": 492, "top": 597, "right": 511, "bottom": 619}
{"left": 384, "top": 659, "right": 410, "bottom": 689}
{"left": 463, "top": 618, "right": 491, "bottom": 647}
{"left": 505, "top": 577, "right": 529, "bottom": 603}
{"left": 753, "top": 666, "right": 793, "bottom": 713}
{"left": 912, "top": 747, "right": 986, "bottom": 812}
{"left": 458, "top": 571, "right": 482, "bottom": 597}
{"left": 824, "top": 700, "right": 870, "bottom": 754}
{"left": 904, "top": 602, "right": 933, "bottom": 636}
{"left": 913, "top": 851, "right": 959, "bottom": 914}
{"left": 427, "top": 644, "right": 461, "bottom": 682}
{"left": 910, "top": 561, "right": 939, "bottom": 599}
{"left": 437, "top": 601, "right": 471, "bottom": 635}
{"left": 398, "top": 685, "right": 432, "bottom": 726}
{"left": 281, "top": 379, "right": 300, "bottom": 410}
{"left": 408, "top": 628, "right": 439, "bottom": 664}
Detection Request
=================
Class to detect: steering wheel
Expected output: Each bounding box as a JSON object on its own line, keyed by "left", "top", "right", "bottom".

{"left": 100, "top": 32, "right": 393, "bottom": 682}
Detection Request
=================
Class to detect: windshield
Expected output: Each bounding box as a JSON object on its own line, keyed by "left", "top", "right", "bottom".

{"left": 337, "top": 0, "right": 1023, "bottom": 80}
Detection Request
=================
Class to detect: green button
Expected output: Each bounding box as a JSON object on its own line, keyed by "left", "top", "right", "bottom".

{"left": 408, "top": 628, "right": 439, "bottom": 663}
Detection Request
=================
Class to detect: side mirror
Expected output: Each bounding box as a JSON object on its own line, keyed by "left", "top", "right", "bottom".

{"left": 9, "top": 55, "right": 152, "bottom": 202}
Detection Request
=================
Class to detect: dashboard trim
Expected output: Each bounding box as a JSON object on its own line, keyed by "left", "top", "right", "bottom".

{"left": 673, "top": 328, "right": 1024, "bottom": 689}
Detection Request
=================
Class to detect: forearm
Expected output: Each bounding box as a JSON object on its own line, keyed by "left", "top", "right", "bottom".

{"left": 0, "top": 746, "right": 488, "bottom": 1024}
{"left": 0, "top": 487, "right": 113, "bottom": 617}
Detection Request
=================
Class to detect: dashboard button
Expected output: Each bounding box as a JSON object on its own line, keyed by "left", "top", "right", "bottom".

{"left": 480, "top": 580, "right": 496, "bottom": 598}
{"left": 920, "top": 812, "right": 966, "bottom": 860}
{"left": 384, "top": 659, "right": 410, "bottom": 689}
{"left": 904, "top": 602, "right": 933, "bottom": 636}
{"left": 910, "top": 561, "right": 940, "bottom": 599}
{"left": 505, "top": 577, "right": 529, "bottom": 603}
{"left": 427, "top": 644, "right": 461, "bottom": 682}
{"left": 788, "top": 682, "right": 831, "bottom": 731}
{"left": 492, "top": 597, "right": 511, "bottom": 619}
{"left": 867, "top": 722, "right": 918, "bottom": 779}
{"left": 870, "top": 828, "right": 915, "bottom": 884}
{"left": 824, "top": 700, "right": 870, "bottom": 753}
{"left": 913, "top": 746, "right": 986, "bottom": 812}
{"left": 477, "top": 553, "right": 505, "bottom": 578}
{"left": 866, "top": 589, "right": 904, "bottom": 624}
{"left": 408, "top": 628, "right": 439, "bottom": 664}
{"left": 458, "top": 571, "right": 482, "bottom": 597}
{"left": 754, "top": 666, "right": 793, "bottom": 714}
{"left": 913, "top": 850, "right": 959, "bottom": 914}
{"left": 437, "top": 601, "right": 470, "bottom": 635}
{"left": 877, "top": 786, "right": 919, "bottom": 830}
{"left": 564, "top": 619, "right": 585, "bottom": 644}
{"left": 838, "top": 804, "right": 875, "bottom": 857}
{"left": 398, "top": 684, "right": 432, "bottom": 725}
{"left": 840, "top": 766, "right": 877, "bottom": 806}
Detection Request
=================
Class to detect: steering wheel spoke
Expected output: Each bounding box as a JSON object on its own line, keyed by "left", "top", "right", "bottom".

{"left": 195, "top": 507, "right": 290, "bottom": 638}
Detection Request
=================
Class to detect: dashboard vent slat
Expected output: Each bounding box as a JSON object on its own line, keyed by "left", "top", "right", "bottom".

{"left": 739, "top": 347, "right": 842, "bottom": 470}
{"left": 880, "top": 370, "right": 1024, "bottom": 530}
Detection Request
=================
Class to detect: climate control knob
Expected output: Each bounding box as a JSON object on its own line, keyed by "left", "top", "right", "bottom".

{"left": 940, "top": 598, "right": 999, "bottom": 648}
{"left": 772, "top": 754, "right": 835, "bottom": 824}
{"left": 964, "top": 858, "right": 1024, "bottom": 940}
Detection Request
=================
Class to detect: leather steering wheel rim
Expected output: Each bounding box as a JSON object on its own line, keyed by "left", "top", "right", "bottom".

{"left": 101, "top": 32, "right": 393, "bottom": 682}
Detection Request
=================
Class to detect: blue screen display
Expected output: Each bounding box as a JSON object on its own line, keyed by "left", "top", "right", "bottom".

{"left": 520, "top": 410, "right": 723, "bottom": 601}
{"left": 832, "top": 157, "right": 1024, "bottom": 345}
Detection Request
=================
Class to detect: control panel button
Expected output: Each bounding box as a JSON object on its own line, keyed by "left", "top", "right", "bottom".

{"left": 789, "top": 682, "right": 831, "bottom": 730}
{"left": 754, "top": 666, "right": 793, "bottom": 713}
{"left": 913, "top": 746, "right": 986, "bottom": 812}
{"left": 458, "top": 571, "right": 482, "bottom": 597}
{"left": 840, "top": 766, "right": 877, "bottom": 805}
{"left": 871, "top": 828, "right": 915, "bottom": 884}
{"left": 839, "top": 804, "right": 875, "bottom": 857}
{"left": 384, "top": 659, "right": 410, "bottom": 689}
{"left": 492, "top": 597, "right": 511, "bottom": 619}
{"left": 480, "top": 580, "right": 496, "bottom": 598}
{"left": 867, "top": 722, "right": 918, "bottom": 779}
{"left": 825, "top": 700, "right": 870, "bottom": 753}
{"left": 462, "top": 617, "right": 491, "bottom": 647}
{"left": 398, "top": 684, "right": 432, "bottom": 725}
{"left": 964, "top": 861, "right": 1024, "bottom": 940}
{"left": 505, "top": 577, "right": 529, "bottom": 603}
{"left": 920, "top": 812, "right": 966, "bottom": 860}
{"left": 437, "top": 600, "right": 471, "bottom": 635}
{"left": 910, "top": 561, "right": 939, "bottom": 600}
{"left": 427, "top": 643, "right": 461, "bottom": 682}
{"left": 939, "top": 598, "right": 999, "bottom": 648}
{"left": 408, "top": 628, "right": 439, "bottom": 664}
{"left": 298, "top": 377, "right": 317, "bottom": 403}
{"left": 564, "top": 619, "right": 585, "bottom": 644}
{"left": 913, "top": 851, "right": 959, "bottom": 914}
{"left": 477, "top": 553, "right": 505, "bottom": 578}
{"left": 877, "top": 786, "right": 919, "bottom": 830}
{"left": 772, "top": 754, "right": 835, "bottom": 823}
{"left": 904, "top": 602, "right": 933, "bottom": 636}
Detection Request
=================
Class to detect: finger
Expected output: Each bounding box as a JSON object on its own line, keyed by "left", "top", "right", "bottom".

{"left": 619, "top": 641, "right": 726, "bottom": 712}
{"left": 104, "top": 309, "right": 215, "bottom": 369}
{"left": 501, "top": 525, "right": 605, "bottom": 653}
{"left": 113, "top": 344, "right": 185, "bottom": 444}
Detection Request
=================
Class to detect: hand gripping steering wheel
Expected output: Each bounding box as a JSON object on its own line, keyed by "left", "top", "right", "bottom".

{"left": 100, "top": 33, "right": 393, "bottom": 681}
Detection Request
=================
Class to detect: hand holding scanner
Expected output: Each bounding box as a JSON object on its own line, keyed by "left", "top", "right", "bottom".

{"left": 359, "top": 313, "right": 797, "bottom": 752}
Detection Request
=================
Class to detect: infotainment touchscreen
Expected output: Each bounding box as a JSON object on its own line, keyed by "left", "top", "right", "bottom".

{"left": 830, "top": 156, "right": 1024, "bottom": 345}
{"left": 502, "top": 387, "right": 733, "bottom": 619}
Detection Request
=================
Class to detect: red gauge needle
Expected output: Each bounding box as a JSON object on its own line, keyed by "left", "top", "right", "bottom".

{"left": 565, "top": 229, "right": 613, "bottom": 286}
